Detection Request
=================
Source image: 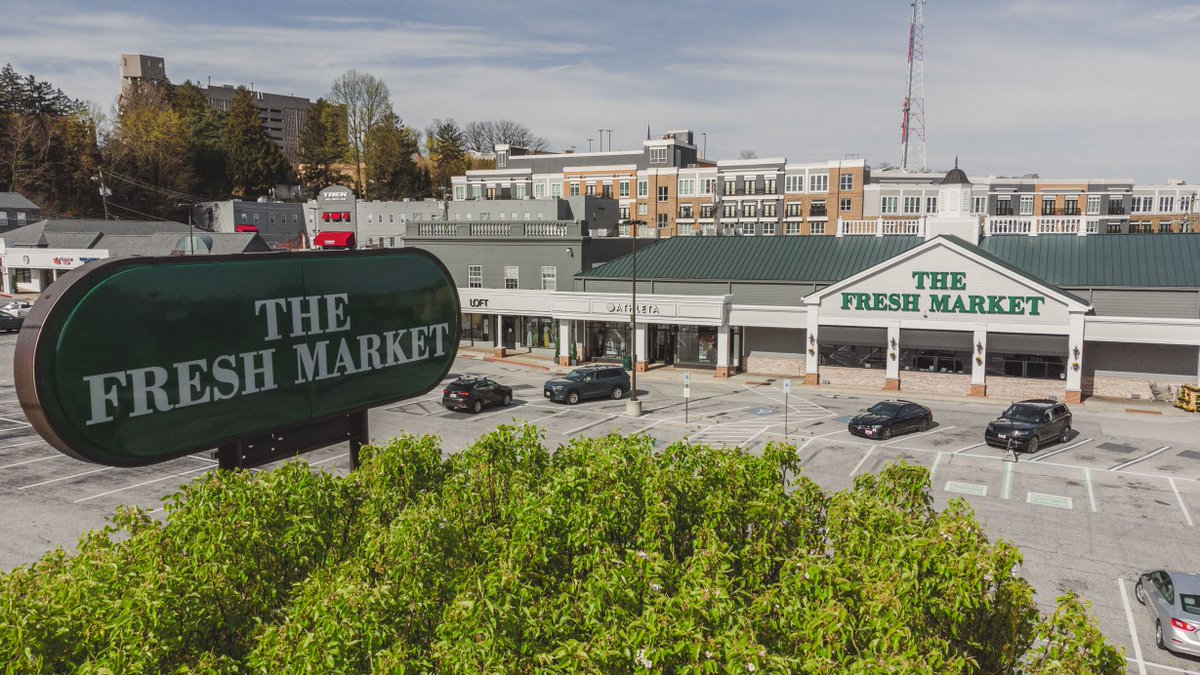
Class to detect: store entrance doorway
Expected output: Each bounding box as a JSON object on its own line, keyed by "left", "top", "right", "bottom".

{"left": 650, "top": 324, "right": 676, "bottom": 365}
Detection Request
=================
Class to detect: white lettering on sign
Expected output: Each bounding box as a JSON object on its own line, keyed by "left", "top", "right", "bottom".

{"left": 606, "top": 302, "right": 661, "bottom": 315}
{"left": 82, "top": 292, "right": 450, "bottom": 426}
{"left": 323, "top": 190, "right": 350, "bottom": 201}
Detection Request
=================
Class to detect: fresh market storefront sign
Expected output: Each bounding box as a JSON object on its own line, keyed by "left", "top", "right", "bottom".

{"left": 838, "top": 271, "right": 1047, "bottom": 316}
{"left": 16, "top": 249, "right": 459, "bottom": 467}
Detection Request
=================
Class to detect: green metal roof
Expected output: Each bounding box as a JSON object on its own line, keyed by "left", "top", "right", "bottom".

{"left": 978, "top": 234, "right": 1200, "bottom": 288}
{"left": 579, "top": 233, "right": 1200, "bottom": 290}
{"left": 577, "top": 235, "right": 924, "bottom": 282}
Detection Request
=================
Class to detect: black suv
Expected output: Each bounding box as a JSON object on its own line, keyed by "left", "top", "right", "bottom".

{"left": 544, "top": 366, "right": 631, "bottom": 404}
{"left": 984, "top": 399, "right": 1072, "bottom": 453}
{"left": 441, "top": 377, "right": 513, "bottom": 413}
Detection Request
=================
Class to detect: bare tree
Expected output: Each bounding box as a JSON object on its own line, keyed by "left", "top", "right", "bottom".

{"left": 463, "top": 119, "right": 548, "bottom": 154}
{"left": 328, "top": 70, "right": 392, "bottom": 198}
{"left": 738, "top": 149, "right": 758, "bottom": 160}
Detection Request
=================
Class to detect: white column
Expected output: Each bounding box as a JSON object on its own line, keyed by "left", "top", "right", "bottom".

{"left": 971, "top": 325, "right": 987, "bottom": 386}
{"left": 805, "top": 304, "right": 820, "bottom": 380}
{"left": 1066, "top": 313, "right": 1085, "bottom": 395}
{"left": 634, "top": 323, "right": 648, "bottom": 365}
{"left": 1196, "top": 346, "right": 1200, "bottom": 387}
{"left": 886, "top": 321, "right": 900, "bottom": 381}
{"left": 717, "top": 324, "right": 731, "bottom": 368}
{"left": 494, "top": 314, "right": 503, "bottom": 348}
{"left": 559, "top": 321, "right": 572, "bottom": 365}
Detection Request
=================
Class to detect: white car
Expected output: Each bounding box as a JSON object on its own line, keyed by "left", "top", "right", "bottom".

{"left": 1, "top": 300, "right": 32, "bottom": 318}
{"left": 1135, "top": 570, "right": 1200, "bottom": 656}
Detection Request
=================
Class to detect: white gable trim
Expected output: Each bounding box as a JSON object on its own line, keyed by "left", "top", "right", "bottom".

{"left": 802, "top": 237, "right": 1091, "bottom": 312}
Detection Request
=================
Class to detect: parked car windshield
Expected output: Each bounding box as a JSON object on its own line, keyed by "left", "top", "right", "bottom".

{"left": 564, "top": 370, "right": 587, "bottom": 382}
{"left": 1002, "top": 404, "right": 1043, "bottom": 422}
{"left": 866, "top": 402, "right": 903, "bottom": 416}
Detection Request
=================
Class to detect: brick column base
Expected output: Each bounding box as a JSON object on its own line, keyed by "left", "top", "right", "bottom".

{"left": 883, "top": 377, "right": 901, "bottom": 391}
{"left": 1064, "top": 390, "right": 1082, "bottom": 404}
{"left": 492, "top": 347, "right": 507, "bottom": 358}
{"left": 714, "top": 366, "right": 732, "bottom": 378}
{"left": 635, "top": 361, "right": 649, "bottom": 373}
{"left": 557, "top": 355, "right": 570, "bottom": 366}
{"left": 804, "top": 373, "right": 819, "bottom": 386}
{"left": 969, "top": 384, "right": 987, "bottom": 397}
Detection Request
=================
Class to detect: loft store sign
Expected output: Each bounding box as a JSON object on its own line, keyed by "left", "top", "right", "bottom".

{"left": 839, "top": 271, "right": 1046, "bottom": 316}
{"left": 15, "top": 249, "right": 460, "bottom": 467}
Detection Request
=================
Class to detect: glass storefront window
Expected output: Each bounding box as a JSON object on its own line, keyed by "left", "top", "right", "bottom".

{"left": 520, "top": 317, "right": 556, "bottom": 349}
{"left": 461, "top": 313, "right": 491, "bottom": 343}
{"left": 986, "top": 353, "right": 1066, "bottom": 380}
{"left": 675, "top": 325, "right": 719, "bottom": 367}
{"left": 819, "top": 344, "right": 887, "bottom": 369}
{"left": 589, "top": 321, "right": 630, "bottom": 361}
{"left": 900, "top": 349, "right": 969, "bottom": 374}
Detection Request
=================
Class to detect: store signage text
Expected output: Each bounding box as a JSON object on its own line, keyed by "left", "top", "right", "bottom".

{"left": 16, "top": 249, "right": 460, "bottom": 466}
{"left": 606, "top": 302, "right": 661, "bottom": 315}
{"left": 323, "top": 190, "right": 351, "bottom": 201}
{"left": 469, "top": 298, "right": 489, "bottom": 308}
{"left": 839, "top": 271, "right": 1045, "bottom": 316}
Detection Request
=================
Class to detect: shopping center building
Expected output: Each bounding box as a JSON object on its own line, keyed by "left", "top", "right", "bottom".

{"left": 441, "top": 167, "right": 1200, "bottom": 403}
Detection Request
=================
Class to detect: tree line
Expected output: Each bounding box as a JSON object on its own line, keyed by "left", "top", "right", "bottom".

{"left": 0, "top": 64, "right": 549, "bottom": 222}
{"left": 0, "top": 427, "right": 1122, "bottom": 672}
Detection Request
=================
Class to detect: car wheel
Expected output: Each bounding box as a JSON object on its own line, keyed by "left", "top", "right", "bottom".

{"left": 881, "top": 426, "right": 893, "bottom": 441}
{"left": 470, "top": 399, "right": 483, "bottom": 414}
{"left": 1059, "top": 426, "right": 1071, "bottom": 444}
{"left": 566, "top": 391, "right": 580, "bottom": 405}
{"left": 918, "top": 416, "right": 931, "bottom": 432}
{"left": 1026, "top": 436, "right": 1039, "bottom": 454}
{"left": 610, "top": 386, "right": 624, "bottom": 400}
{"left": 1135, "top": 580, "right": 1146, "bottom": 605}
{"left": 503, "top": 393, "right": 512, "bottom": 406}
{"left": 1156, "top": 620, "right": 1165, "bottom": 650}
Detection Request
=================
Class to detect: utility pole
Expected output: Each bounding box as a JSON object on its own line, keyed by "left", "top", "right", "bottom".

{"left": 94, "top": 170, "right": 111, "bottom": 220}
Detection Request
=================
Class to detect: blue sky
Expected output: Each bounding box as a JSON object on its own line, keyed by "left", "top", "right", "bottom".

{"left": 4, "top": 0, "right": 1198, "bottom": 183}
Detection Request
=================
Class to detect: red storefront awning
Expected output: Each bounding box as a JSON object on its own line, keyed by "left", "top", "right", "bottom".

{"left": 235, "top": 225, "right": 259, "bottom": 233}
{"left": 315, "top": 231, "right": 355, "bottom": 248}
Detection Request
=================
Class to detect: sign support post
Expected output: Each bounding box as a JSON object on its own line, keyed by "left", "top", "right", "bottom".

{"left": 783, "top": 379, "right": 791, "bottom": 437}
{"left": 683, "top": 371, "right": 690, "bottom": 424}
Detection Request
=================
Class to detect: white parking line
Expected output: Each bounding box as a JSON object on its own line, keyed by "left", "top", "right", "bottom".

{"left": 1028, "top": 437, "right": 1093, "bottom": 463}
{"left": 1169, "top": 477, "right": 1195, "bottom": 527}
{"left": 1084, "top": 467, "right": 1097, "bottom": 512}
{"left": 19, "top": 466, "right": 114, "bottom": 489}
{"left": 0, "top": 416, "right": 32, "bottom": 426}
{"left": 1110, "top": 445, "right": 1171, "bottom": 472}
{"left": 929, "top": 451, "right": 944, "bottom": 482}
{"left": 630, "top": 419, "right": 664, "bottom": 436}
{"left": 740, "top": 428, "right": 767, "bottom": 449}
{"left": 880, "top": 425, "right": 955, "bottom": 446}
{"left": 1119, "top": 577, "right": 1147, "bottom": 675}
{"left": 522, "top": 409, "right": 570, "bottom": 425}
{"left": 0, "top": 454, "right": 62, "bottom": 470}
{"left": 561, "top": 415, "right": 618, "bottom": 436}
{"left": 73, "top": 466, "right": 212, "bottom": 503}
{"left": 953, "top": 442, "right": 984, "bottom": 454}
{"left": 0, "top": 440, "right": 44, "bottom": 451}
{"left": 1001, "top": 461, "right": 1014, "bottom": 500}
{"left": 810, "top": 427, "right": 850, "bottom": 439}
{"left": 849, "top": 446, "right": 875, "bottom": 477}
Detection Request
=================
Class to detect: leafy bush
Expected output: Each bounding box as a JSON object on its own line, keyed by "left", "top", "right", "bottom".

{"left": 0, "top": 425, "right": 1122, "bottom": 673}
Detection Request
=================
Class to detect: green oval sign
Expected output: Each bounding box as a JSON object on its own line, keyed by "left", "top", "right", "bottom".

{"left": 15, "top": 249, "right": 460, "bottom": 466}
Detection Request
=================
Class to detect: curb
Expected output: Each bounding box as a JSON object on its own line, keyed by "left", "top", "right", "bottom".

{"left": 482, "top": 356, "right": 551, "bottom": 372}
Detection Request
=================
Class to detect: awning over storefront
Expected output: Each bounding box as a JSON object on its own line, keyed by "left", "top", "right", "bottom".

{"left": 315, "top": 231, "right": 355, "bottom": 248}
{"left": 235, "top": 225, "right": 258, "bottom": 233}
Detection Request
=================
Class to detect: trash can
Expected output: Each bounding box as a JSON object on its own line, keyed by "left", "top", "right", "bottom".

{"left": 621, "top": 355, "right": 632, "bottom": 371}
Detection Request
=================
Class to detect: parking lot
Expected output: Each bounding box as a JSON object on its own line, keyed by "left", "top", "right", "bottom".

{"left": 3, "top": 336, "right": 1200, "bottom": 673}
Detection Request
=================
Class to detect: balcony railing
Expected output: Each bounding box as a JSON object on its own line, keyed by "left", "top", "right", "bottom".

{"left": 1108, "top": 206, "right": 1126, "bottom": 215}
{"left": 995, "top": 205, "right": 1014, "bottom": 216}
{"left": 836, "top": 218, "right": 923, "bottom": 237}
{"left": 809, "top": 206, "right": 828, "bottom": 217}
{"left": 983, "top": 216, "right": 1099, "bottom": 236}
{"left": 413, "top": 220, "right": 580, "bottom": 238}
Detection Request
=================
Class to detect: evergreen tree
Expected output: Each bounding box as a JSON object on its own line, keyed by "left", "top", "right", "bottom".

{"left": 363, "top": 112, "right": 429, "bottom": 201}
{"left": 425, "top": 119, "right": 468, "bottom": 200}
{"left": 104, "top": 82, "right": 193, "bottom": 218}
{"left": 297, "top": 98, "right": 350, "bottom": 197}
{"left": 222, "top": 87, "right": 291, "bottom": 199}
{"left": 171, "top": 81, "right": 230, "bottom": 199}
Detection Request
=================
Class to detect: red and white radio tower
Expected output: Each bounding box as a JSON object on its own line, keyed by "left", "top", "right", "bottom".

{"left": 900, "top": 0, "right": 927, "bottom": 172}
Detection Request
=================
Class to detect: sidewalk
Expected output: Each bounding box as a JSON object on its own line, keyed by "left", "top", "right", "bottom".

{"left": 456, "top": 346, "right": 1197, "bottom": 420}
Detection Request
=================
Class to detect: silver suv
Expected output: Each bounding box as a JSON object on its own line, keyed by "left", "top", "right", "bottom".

{"left": 543, "top": 366, "right": 631, "bottom": 404}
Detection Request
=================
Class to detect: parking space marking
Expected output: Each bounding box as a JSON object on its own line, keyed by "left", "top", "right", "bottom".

{"left": 1027, "top": 437, "right": 1093, "bottom": 463}
{"left": 0, "top": 440, "right": 44, "bottom": 451}
{"left": 1169, "top": 477, "right": 1194, "bottom": 527}
{"left": 1138, "top": 659, "right": 1200, "bottom": 674}
{"left": 953, "top": 442, "right": 984, "bottom": 454}
{"left": 0, "top": 454, "right": 62, "bottom": 470}
{"left": 880, "top": 425, "right": 955, "bottom": 446}
{"left": 561, "top": 415, "right": 619, "bottom": 436}
{"left": 73, "top": 466, "right": 212, "bottom": 503}
{"left": 740, "top": 428, "right": 767, "bottom": 449}
{"left": 522, "top": 409, "right": 570, "bottom": 425}
{"left": 945, "top": 481, "right": 987, "bottom": 496}
{"left": 849, "top": 446, "right": 875, "bottom": 477}
{"left": 630, "top": 419, "right": 665, "bottom": 436}
{"left": 19, "top": 466, "right": 114, "bottom": 489}
{"left": 1002, "top": 461, "right": 1014, "bottom": 499}
{"left": 810, "top": 427, "right": 851, "bottom": 440}
{"left": 929, "top": 451, "right": 944, "bottom": 482}
{"left": 1084, "top": 467, "right": 1097, "bottom": 512}
{"left": 1120, "top": 577, "right": 1147, "bottom": 675}
{"left": 0, "top": 416, "right": 32, "bottom": 425}
{"left": 1026, "top": 492, "right": 1072, "bottom": 509}
{"left": 1110, "top": 445, "right": 1171, "bottom": 472}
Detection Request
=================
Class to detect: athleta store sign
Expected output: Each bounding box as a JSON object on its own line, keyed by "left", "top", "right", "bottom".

{"left": 838, "top": 270, "right": 1047, "bottom": 316}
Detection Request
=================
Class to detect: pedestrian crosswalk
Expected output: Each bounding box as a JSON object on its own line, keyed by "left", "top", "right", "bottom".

{"left": 686, "top": 423, "right": 771, "bottom": 449}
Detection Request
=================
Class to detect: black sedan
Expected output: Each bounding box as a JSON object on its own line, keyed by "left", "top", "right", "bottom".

{"left": 0, "top": 310, "right": 22, "bottom": 333}
{"left": 847, "top": 400, "right": 933, "bottom": 440}
{"left": 441, "top": 376, "right": 513, "bottom": 413}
